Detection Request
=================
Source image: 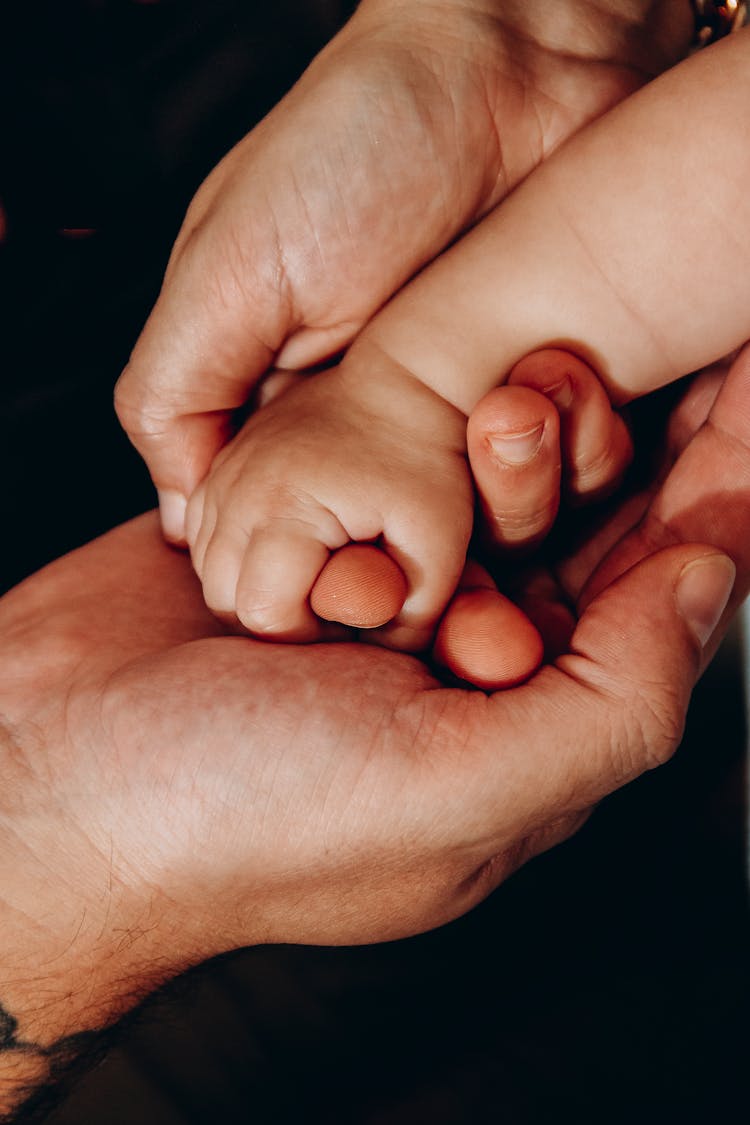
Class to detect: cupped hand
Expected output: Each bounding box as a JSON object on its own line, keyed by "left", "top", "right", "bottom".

{"left": 114, "top": 0, "right": 691, "bottom": 540}
{"left": 0, "top": 520, "right": 725, "bottom": 1041}
{"left": 4, "top": 345, "right": 747, "bottom": 1063}
{"left": 468, "top": 346, "right": 750, "bottom": 664}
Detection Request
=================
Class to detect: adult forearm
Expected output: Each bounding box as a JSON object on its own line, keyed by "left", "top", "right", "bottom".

{"left": 0, "top": 712, "right": 176, "bottom": 1120}
{"left": 0, "top": 518, "right": 250, "bottom": 1120}
{"left": 0, "top": 854, "right": 148, "bottom": 1118}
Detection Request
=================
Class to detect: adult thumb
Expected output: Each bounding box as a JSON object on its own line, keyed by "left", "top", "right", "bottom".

{"left": 455, "top": 545, "right": 736, "bottom": 851}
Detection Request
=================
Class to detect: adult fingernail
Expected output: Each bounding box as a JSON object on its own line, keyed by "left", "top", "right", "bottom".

{"left": 544, "top": 375, "right": 574, "bottom": 409}
{"left": 676, "top": 553, "right": 735, "bottom": 647}
{"left": 157, "top": 489, "right": 188, "bottom": 543}
{"left": 487, "top": 423, "right": 545, "bottom": 466}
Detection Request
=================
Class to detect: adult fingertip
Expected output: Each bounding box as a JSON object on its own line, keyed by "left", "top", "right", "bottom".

{"left": 310, "top": 545, "right": 408, "bottom": 629}
{"left": 157, "top": 488, "right": 188, "bottom": 546}
{"left": 434, "top": 589, "right": 544, "bottom": 690}
{"left": 485, "top": 422, "right": 546, "bottom": 466}
{"left": 675, "top": 553, "right": 735, "bottom": 649}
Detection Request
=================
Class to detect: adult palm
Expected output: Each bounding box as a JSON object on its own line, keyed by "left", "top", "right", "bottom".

{"left": 4, "top": 347, "right": 748, "bottom": 1071}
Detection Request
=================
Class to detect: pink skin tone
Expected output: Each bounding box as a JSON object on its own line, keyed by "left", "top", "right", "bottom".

{"left": 116, "top": 0, "right": 691, "bottom": 517}
{"left": 11, "top": 5, "right": 750, "bottom": 1114}
{"left": 176, "top": 33, "right": 750, "bottom": 672}
{"left": 272, "top": 352, "right": 616, "bottom": 686}
{"left": 114, "top": 0, "right": 695, "bottom": 682}
{"left": 3, "top": 342, "right": 749, "bottom": 1113}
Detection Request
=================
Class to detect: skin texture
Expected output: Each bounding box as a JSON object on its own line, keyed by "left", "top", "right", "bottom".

{"left": 310, "top": 544, "right": 408, "bottom": 628}
{"left": 311, "top": 547, "right": 546, "bottom": 687}
{"left": 115, "top": 3, "right": 709, "bottom": 650}
{"left": 115, "top": 0, "right": 692, "bottom": 536}
{"left": 4, "top": 2, "right": 730, "bottom": 1114}
{"left": 184, "top": 355, "right": 473, "bottom": 650}
{"left": 433, "top": 585, "right": 545, "bottom": 689}
{"left": 365, "top": 31, "right": 750, "bottom": 408}
{"left": 200, "top": 366, "right": 586, "bottom": 686}
{"left": 4, "top": 343, "right": 750, "bottom": 1118}
{"left": 184, "top": 30, "right": 750, "bottom": 655}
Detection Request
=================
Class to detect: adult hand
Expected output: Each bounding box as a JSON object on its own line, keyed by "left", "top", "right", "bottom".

{"left": 2, "top": 345, "right": 746, "bottom": 1117}
{"left": 467, "top": 346, "right": 750, "bottom": 665}
{"left": 114, "top": 0, "right": 692, "bottom": 539}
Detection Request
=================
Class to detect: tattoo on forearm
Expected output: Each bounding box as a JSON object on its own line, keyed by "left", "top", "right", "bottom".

{"left": 1, "top": 1006, "right": 34, "bottom": 1055}
{"left": 0, "top": 1001, "right": 109, "bottom": 1123}
{"left": 0, "top": 1009, "right": 18, "bottom": 1048}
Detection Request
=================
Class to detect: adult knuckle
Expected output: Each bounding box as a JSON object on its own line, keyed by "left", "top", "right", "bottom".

{"left": 113, "top": 371, "right": 146, "bottom": 428}
{"left": 573, "top": 441, "right": 618, "bottom": 489}
{"left": 617, "top": 678, "right": 686, "bottom": 775}
{"left": 488, "top": 501, "right": 551, "bottom": 540}
{"left": 114, "top": 370, "right": 175, "bottom": 440}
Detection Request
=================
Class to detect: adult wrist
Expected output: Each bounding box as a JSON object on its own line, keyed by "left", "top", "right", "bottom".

{"left": 0, "top": 729, "right": 178, "bottom": 1118}
{"left": 496, "top": 0, "right": 693, "bottom": 74}
{"left": 345, "top": 0, "right": 694, "bottom": 178}
{"left": 0, "top": 523, "right": 273, "bottom": 1118}
{"left": 354, "top": 0, "right": 695, "bottom": 73}
{"left": 0, "top": 867, "right": 189, "bottom": 1119}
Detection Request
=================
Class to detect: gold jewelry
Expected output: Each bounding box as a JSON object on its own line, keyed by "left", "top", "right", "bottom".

{"left": 692, "top": 0, "right": 748, "bottom": 46}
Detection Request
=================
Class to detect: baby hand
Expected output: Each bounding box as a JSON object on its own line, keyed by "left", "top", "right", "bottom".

{"left": 185, "top": 348, "right": 474, "bottom": 652}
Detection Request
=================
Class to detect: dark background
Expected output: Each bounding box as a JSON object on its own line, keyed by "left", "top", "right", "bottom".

{"left": 1, "top": 3, "right": 748, "bottom": 1121}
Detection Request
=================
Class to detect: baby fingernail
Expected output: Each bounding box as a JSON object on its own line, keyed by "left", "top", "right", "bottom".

{"left": 157, "top": 488, "right": 188, "bottom": 544}
{"left": 676, "top": 553, "right": 735, "bottom": 648}
{"left": 487, "top": 423, "right": 545, "bottom": 466}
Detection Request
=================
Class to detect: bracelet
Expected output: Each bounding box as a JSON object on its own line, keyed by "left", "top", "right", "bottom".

{"left": 692, "top": 0, "right": 748, "bottom": 46}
